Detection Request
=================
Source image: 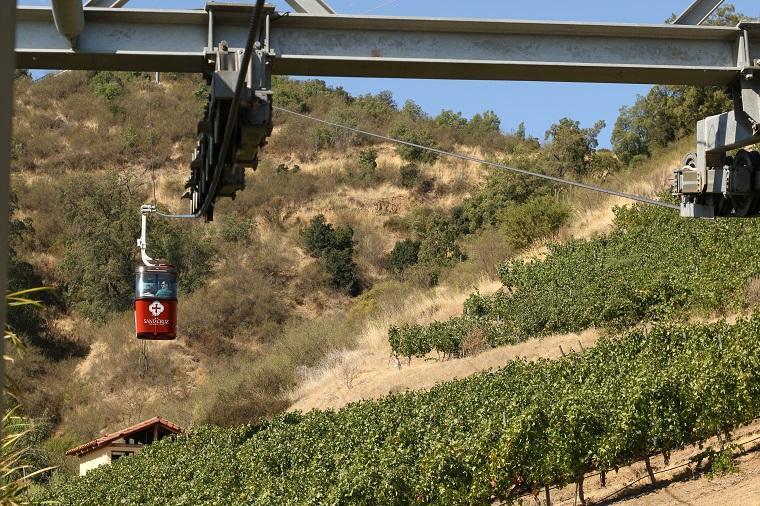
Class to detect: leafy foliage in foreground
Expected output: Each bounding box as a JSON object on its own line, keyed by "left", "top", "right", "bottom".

{"left": 48, "top": 318, "right": 760, "bottom": 504}
{"left": 390, "top": 203, "right": 760, "bottom": 359}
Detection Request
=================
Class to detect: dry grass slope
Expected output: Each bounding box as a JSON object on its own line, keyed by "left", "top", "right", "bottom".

{"left": 287, "top": 138, "right": 688, "bottom": 412}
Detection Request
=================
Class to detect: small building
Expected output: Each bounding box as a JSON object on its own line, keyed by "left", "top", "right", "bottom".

{"left": 66, "top": 417, "right": 181, "bottom": 476}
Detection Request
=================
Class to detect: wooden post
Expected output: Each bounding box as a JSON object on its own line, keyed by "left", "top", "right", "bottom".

{"left": 644, "top": 455, "right": 656, "bottom": 484}
{"left": 544, "top": 484, "right": 551, "bottom": 506}
{"left": 577, "top": 474, "right": 586, "bottom": 505}
{"left": 0, "top": 0, "right": 17, "bottom": 430}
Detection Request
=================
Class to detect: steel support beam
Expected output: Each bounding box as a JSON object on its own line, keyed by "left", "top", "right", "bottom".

{"left": 697, "top": 110, "right": 758, "bottom": 168}
{"left": 14, "top": 5, "right": 758, "bottom": 86}
{"left": 1, "top": 0, "right": 15, "bottom": 424}
{"left": 673, "top": 0, "right": 724, "bottom": 25}
{"left": 284, "top": 0, "right": 334, "bottom": 15}
{"left": 84, "top": 0, "right": 131, "bottom": 7}
{"left": 51, "top": 0, "right": 84, "bottom": 48}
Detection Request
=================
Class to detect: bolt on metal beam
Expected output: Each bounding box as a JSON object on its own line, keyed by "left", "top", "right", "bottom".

{"left": 673, "top": 0, "right": 724, "bottom": 25}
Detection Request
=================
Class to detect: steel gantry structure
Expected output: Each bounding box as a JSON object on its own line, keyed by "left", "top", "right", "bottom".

{"left": 11, "top": 0, "right": 760, "bottom": 220}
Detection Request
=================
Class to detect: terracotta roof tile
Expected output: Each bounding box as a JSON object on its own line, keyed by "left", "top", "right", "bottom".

{"left": 66, "top": 417, "right": 182, "bottom": 457}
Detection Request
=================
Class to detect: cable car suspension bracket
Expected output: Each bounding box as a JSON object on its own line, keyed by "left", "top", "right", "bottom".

{"left": 673, "top": 22, "right": 760, "bottom": 218}
{"left": 183, "top": 2, "right": 275, "bottom": 222}
{"left": 137, "top": 204, "right": 157, "bottom": 267}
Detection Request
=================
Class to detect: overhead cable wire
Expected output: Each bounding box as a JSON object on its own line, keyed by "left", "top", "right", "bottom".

{"left": 155, "top": 0, "right": 267, "bottom": 220}
{"left": 273, "top": 105, "right": 680, "bottom": 211}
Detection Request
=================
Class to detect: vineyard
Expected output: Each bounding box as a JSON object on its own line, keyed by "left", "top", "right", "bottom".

{"left": 48, "top": 317, "right": 760, "bottom": 505}
{"left": 389, "top": 203, "right": 760, "bottom": 360}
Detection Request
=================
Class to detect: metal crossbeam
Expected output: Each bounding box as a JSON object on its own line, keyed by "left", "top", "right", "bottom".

{"left": 284, "top": 0, "right": 335, "bottom": 15}
{"left": 673, "top": 0, "right": 724, "bottom": 25}
{"left": 84, "top": 0, "right": 131, "bottom": 7}
{"left": 15, "top": 5, "right": 755, "bottom": 86}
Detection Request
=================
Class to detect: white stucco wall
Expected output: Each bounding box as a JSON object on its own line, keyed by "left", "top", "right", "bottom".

{"left": 78, "top": 447, "right": 111, "bottom": 476}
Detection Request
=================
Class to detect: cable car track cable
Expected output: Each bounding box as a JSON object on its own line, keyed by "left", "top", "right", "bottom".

{"left": 272, "top": 105, "right": 680, "bottom": 211}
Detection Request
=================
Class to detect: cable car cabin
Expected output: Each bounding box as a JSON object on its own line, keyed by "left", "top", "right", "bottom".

{"left": 135, "top": 264, "right": 177, "bottom": 340}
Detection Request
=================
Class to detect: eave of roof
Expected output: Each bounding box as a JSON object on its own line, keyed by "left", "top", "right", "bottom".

{"left": 66, "top": 416, "right": 182, "bottom": 457}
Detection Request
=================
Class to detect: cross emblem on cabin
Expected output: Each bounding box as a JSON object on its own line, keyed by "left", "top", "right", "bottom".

{"left": 149, "top": 301, "right": 165, "bottom": 317}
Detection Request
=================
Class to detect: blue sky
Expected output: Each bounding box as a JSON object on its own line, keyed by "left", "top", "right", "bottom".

{"left": 19, "top": 1, "right": 760, "bottom": 146}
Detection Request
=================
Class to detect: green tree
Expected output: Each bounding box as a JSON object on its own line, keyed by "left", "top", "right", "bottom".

{"left": 390, "top": 124, "right": 439, "bottom": 164}
{"left": 435, "top": 110, "right": 467, "bottom": 130}
{"left": 401, "top": 99, "right": 428, "bottom": 121}
{"left": 301, "top": 215, "right": 353, "bottom": 257}
{"left": 300, "top": 215, "right": 359, "bottom": 292}
{"left": 468, "top": 110, "right": 501, "bottom": 134}
{"left": 612, "top": 86, "right": 731, "bottom": 164}
{"left": 56, "top": 171, "right": 214, "bottom": 321}
{"left": 544, "top": 118, "right": 605, "bottom": 177}
{"left": 356, "top": 148, "right": 378, "bottom": 182}
{"left": 417, "top": 220, "right": 464, "bottom": 267}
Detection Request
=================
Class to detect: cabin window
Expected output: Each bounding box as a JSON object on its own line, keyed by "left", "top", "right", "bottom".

{"left": 111, "top": 450, "right": 135, "bottom": 462}
{"left": 135, "top": 272, "right": 177, "bottom": 299}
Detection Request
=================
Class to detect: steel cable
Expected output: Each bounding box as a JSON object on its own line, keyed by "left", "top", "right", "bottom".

{"left": 273, "top": 105, "right": 680, "bottom": 211}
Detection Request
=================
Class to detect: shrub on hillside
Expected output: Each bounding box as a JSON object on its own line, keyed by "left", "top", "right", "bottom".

{"left": 346, "top": 147, "right": 378, "bottom": 183}
{"left": 301, "top": 215, "right": 353, "bottom": 257}
{"left": 300, "top": 214, "right": 359, "bottom": 293}
{"left": 389, "top": 239, "right": 421, "bottom": 274}
{"left": 498, "top": 196, "right": 570, "bottom": 250}
{"left": 390, "top": 124, "right": 439, "bottom": 164}
{"left": 455, "top": 172, "right": 554, "bottom": 233}
{"left": 219, "top": 214, "right": 254, "bottom": 245}
{"left": 399, "top": 163, "right": 419, "bottom": 189}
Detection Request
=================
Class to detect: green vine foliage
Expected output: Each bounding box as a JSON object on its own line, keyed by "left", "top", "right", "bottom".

{"left": 389, "top": 203, "right": 760, "bottom": 359}
{"left": 46, "top": 318, "right": 760, "bottom": 504}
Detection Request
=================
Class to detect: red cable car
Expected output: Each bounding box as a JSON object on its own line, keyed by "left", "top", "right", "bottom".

{"left": 134, "top": 263, "right": 178, "bottom": 340}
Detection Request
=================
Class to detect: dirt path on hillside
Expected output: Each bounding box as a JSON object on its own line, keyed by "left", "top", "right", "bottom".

{"left": 289, "top": 329, "right": 599, "bottom": 412}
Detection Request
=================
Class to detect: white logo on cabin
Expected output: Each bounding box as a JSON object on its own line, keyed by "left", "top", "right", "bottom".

{"left": 149, "top": 301, "right": 165, "bottom": 317}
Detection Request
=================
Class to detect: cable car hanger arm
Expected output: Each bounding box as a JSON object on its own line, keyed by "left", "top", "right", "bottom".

{"left": 137, "top": 204, "right": 156, "bottom": 267}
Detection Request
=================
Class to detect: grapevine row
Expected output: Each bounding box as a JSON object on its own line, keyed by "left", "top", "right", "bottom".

{"left": 50, "top": 318, "right": 760, "bottom": 505}
{"left": 389, "top": 203, "right": 760, "bottom": 360}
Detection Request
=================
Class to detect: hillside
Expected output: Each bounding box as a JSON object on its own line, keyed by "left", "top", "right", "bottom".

{"left": 8, "top": 24, "right": 757, "bottom": 501}
{"left": 9, "top": 70, "right": 590, "bottom": 480}
{"left": 288, "top": 141, "right": 688, "bottom": 412}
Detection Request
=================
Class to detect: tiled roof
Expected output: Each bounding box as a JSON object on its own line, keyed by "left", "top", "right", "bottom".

{"left": 66, "top": 416, "right": 182, "bottom": 457}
